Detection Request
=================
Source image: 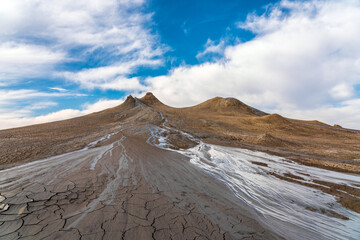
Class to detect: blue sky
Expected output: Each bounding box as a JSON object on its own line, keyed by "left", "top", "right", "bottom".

{"left": 1, "top": 0, "right": 360, "bottom": 129}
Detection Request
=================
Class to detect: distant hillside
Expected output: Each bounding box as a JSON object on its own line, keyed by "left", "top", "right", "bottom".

{"left": 1, "top": 92, "right": 360, "bottom": 174}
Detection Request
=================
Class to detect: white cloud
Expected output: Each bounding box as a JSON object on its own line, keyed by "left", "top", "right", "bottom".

{"left": 0, "top": 109, "right": 83, "bottom": 130}
{"left": 0, "top": 42, "right": 65, "bottom": 64}
{"left": 196, "top": 39, "right": 226, "bottom": 60}
{"left": 49, "top": 87, "right": 68, "bottom": 92}
{"left": 277, "top": 99, "right": 360, "bottom": 129}
{"left": 0, "top": 89, "right": 68, "bottom": 104}
{"left": 0, "top": 0, "right": 165, "bottom": 87}
{"left": 58, "top": 58, "right": 161, "bottom": 90}
{"left": 27, "top": 101, "right": 58, "bottom": 110}
{"left": 0, "top": 89, "right": 89, "bottom": 129}
{"left": 81, "top": 99, "right": 124, "bottom": 113}
{"left": 144, "top": 0, "right": 360, "bottom": 129}
{"left": 0, "top": 97, "right": 124, "bottom": 130}
{"left": 0, "top": 0, "right": 145, "bottom": 46}
{"left": 329, "top": 83, "right": 354, "bottom": 100}
{"left": 0, "top": 42, "right": 66, "bottom": 83}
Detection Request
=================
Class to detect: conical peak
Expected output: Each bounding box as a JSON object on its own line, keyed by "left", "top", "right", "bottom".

{"left": 139, "top": 92, "right": 162, "bottom": 106}
{"left": 218, "top": 97, "right": 245, "bottom": 108}
{"left": 193, "top": 96, "right": 266, "bottom": 116}
{"left": 143, "top": 92, "right": 157, "bottom": 100}
{"left": 124, "top": 95, "right": 135, "bottom": 103}
{"left": 126, "top": 95, "right": 134, "bottom": 100}
{"left": 145, "top": 92, "right": 155, "bottom": 97}
{"left": 197, "top": 96, "right": 246, "bottom": 109}
{"left": 118, "top": 95, "right": 136, "bottom": 108}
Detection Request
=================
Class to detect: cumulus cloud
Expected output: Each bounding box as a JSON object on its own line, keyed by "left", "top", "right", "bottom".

{"left": 144, "top": 0, "right": 360, "bottom": 128}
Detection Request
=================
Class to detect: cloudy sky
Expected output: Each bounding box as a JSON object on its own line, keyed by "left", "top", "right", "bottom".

{"left": 1, "top": 0, "right": 360, "bottom": 129}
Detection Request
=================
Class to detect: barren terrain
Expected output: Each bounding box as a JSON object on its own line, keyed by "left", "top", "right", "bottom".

{"left": 1, "top": 93, "right": 360, "bottom": 239}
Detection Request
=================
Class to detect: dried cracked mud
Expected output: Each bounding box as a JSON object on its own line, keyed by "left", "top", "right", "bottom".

{"left": 0, "top": 132, "right": 274, "bottom": 240}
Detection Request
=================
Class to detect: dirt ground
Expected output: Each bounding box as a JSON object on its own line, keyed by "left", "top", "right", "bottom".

{"left": 1, "top": 92, "right": 360, "bottom": 237}
{"left": 0, "top": 131, "right": 276, "bottom": 239}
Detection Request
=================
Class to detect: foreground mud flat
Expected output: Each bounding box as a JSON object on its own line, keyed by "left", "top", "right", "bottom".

{"left": 0, "top": 129, "right": 274, "bottom": 240}
{"left": 1, "top": 123, "right": 360, "bottom": 240}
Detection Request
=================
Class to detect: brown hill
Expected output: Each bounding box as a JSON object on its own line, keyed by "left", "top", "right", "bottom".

{"left": 0, "top": 95, "right": 160, "bottom": 169}
{"left": 139, "top": 92, "right": 166, "bottom": 107}
{"left": 135, "top": 93, "right": 360, "bottom": 173}
{"left": 246, "top": 133, "right": 292, "bottom": 147}
{"left": 190, "top": 97, "right": 267, "bottom": 116}
{"left": 139, "top": 93, "right": 266, "bottom": 116}
{"left": 250, "top": 114, "right": 292, "bottom": 128}
{"left": 1, "top": 92, "right": 360, "bottom": 174}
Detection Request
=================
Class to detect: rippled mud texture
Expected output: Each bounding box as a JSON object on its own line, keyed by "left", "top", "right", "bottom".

{"left": 0, "top": 133, "right": 274, "bottom": 240}
{"left": 185, "top": 143, "right": 360, "bottom": 240}
{"left": 271, "top": 172, "right": 360, "bottom": 214}
{"left": 132, "top": 115, "right": 360, "bottom": 239}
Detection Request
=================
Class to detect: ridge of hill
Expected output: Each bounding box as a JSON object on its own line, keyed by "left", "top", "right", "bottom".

{"left": 139, "top": 92, "right": 267, "bottom": 116}
{"left": 0, "top": 92, "right": 360, "bottom": 174}
{"left": 190, "top": 96, "right": 267, "bottom": 116}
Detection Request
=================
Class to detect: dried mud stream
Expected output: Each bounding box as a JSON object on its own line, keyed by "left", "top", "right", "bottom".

{"left": 0, "top": 123, "right": 359, "bottom": 240}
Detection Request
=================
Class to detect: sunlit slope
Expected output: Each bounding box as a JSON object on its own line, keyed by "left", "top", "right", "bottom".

{"left": 1, "top": 92, "right": 360, "bottom": 173}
